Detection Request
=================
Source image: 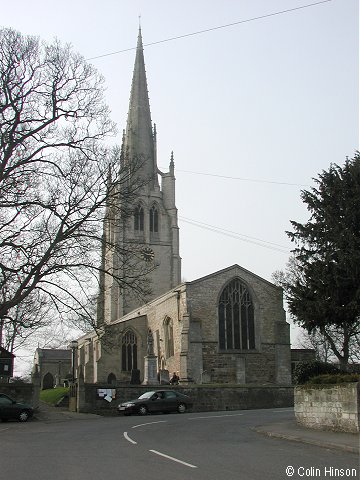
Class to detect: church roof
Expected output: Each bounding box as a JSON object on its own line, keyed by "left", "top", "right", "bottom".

{"left": 35, "top": 348, "right": 71, "bottom": 360}
{"left": 186, "top": 264, "right": 281, "bottom": 290}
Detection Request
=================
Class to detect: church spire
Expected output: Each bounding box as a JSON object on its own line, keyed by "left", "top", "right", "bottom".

{"left": 123, "top": 28, "right": 158, "bottom": 188}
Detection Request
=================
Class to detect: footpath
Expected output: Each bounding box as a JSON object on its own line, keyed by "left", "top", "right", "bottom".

{"left": 34, "top": 401, "right": 101, "bottom": 423}
{"left": 255, "top": 420, "right": 359, "bottom": 454}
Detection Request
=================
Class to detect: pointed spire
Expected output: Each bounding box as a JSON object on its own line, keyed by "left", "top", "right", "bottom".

{"left": 170, "top": 151, "right": 175, "bottom": 174}
{"left": 123, "top": 28, "right": 158, "bottom": 187}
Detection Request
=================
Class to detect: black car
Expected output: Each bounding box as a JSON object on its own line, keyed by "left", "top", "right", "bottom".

{"left": 118, "top": 390, "right": 193, "bottom": 416}
{"left": 0, "top": 393, "right": 34, "bottom": 422}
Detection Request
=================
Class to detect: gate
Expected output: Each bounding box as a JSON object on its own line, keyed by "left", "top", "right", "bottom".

{"left": 69, "top": 383, "right": 77, "bottom": 412}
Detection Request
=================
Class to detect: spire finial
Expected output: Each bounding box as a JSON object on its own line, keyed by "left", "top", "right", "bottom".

{"left": 169, "top": 151, "right": 175, "bottom": 174}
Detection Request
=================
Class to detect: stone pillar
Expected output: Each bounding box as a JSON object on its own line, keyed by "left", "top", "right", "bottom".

{"left": 179, "top": 313, "right": 193, "bottom": 383}
{"left": 275, "top": 344, "right": 292, "bottom": 385}
{"left": 275, "top": 322, "right": 291, "bottom": 385}
{"left": 142, "top": 355, "right": 159, "bottom": 385}
{"left": 31, "top": 366, "right": 40, "bottom": 410}
{"left": 77, "top": 366, "right": 85, "bottom": 413}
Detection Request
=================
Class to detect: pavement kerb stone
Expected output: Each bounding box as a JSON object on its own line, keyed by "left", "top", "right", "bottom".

{"left": 253, "top": 422, "right": 359, "bottom": 454}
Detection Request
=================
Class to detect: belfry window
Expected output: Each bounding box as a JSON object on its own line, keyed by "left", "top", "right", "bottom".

{"left": 150, "top": 206, "right": 158, "bottom": 233}
{"left": 218, "top": 278, "right": 255, "bottom": 350}
{"left": 122, "top": 330, "right": 138, "bottom": 371}
{"left": 134, "top": 205, "right": 144, "bottom": 231}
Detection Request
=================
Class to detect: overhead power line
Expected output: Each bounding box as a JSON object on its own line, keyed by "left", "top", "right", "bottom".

{"left": 179, "top": 216, "right": 290, "bottom": 254}
{"left": 167, "top": 168, "right": 310, "bottom": 187}
{"left": 87, "top": 0, "right": 332, "bottom": 61}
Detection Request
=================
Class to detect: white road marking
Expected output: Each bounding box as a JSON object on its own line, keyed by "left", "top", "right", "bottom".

{"left": 149, "top": 449, "right": 197, "bottom": 468}
{"left": 132, "top": 420, "right": 167, "bottom": 429}
{"left": 123, "top": 431, "right": 137, "bottom": 444}
{"left": 188, "top": 413, "right": 244, "bottom": 420}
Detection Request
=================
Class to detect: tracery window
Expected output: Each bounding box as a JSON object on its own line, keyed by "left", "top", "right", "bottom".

{"left": 150, "top": 205, "right": 159, "bottom": 233}
{"left": 164, "top": 317, "right": 174, "bottom": 358}
{"left": 122, "top": 330, "right": 138, "bottom": 371}
{"left": 134, "top": 205, "right": 144, "bottom": 231}
{"left": 218, "top": 278, "right": 255, "bottom": 350}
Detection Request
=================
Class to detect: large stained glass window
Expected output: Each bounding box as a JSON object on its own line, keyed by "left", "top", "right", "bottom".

{"left": 218, "top": 278, "right": 255, "bottom": 350}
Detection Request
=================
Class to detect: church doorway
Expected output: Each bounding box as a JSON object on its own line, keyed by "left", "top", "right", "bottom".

{"left": 107, "top": 373, "right": 116, "bottom": 385}
{"left": 42, "top": 372, "right": 54, "bottom": 390}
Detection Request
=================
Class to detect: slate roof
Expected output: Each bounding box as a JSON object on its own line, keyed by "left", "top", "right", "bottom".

{"left": 36, "top": 348, "right": 71, "bottom": 361}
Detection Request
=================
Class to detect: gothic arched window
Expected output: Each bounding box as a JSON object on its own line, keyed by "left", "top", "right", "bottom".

{"left": 150, "top": 205, "right": 159, "bottom": 233}
{"left": 134, "top": 205, "right": 144, "bottom": 231}
{"left": 218, "top": 278, "right": 255, "bottom": 350}
{"left": 164, "top": 317, "right": 174, "bottom": 358}
{"left": 122, "top": 330, "right": 138, "bottom": 371}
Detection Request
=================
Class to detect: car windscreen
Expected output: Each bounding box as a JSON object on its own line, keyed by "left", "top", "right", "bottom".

{"left": 138, "top": 391, "right": 156, "bottom": 400}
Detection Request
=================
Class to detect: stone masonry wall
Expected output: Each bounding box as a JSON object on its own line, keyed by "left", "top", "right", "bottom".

{"left": 186, "top": 265, "right": 291, "bottom": 384}
{"left": 0, "top": 380, "right": 40, "bottom": 409}
{"left": 295, "top": 383, "right": 360, "bottom": 433}
{"left": 78, "top": 383, "right": 294, "bottom": 414}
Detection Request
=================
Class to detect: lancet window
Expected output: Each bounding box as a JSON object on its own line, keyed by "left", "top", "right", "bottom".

{"left": 150, "top": 205, "right": 159, "bottom": 233}
{"left": 134, "top": 205, "right": 144, "bottom": 231}
{"left": 218, "top": 278, "right": 255, "bottom": 350}
{"left": 121, "top": 330, "right": 138, "bottom": 371}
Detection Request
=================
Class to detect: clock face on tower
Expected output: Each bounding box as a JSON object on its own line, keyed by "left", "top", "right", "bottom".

{"left": 141, "top": 247, "right": 155, "bottom": 262}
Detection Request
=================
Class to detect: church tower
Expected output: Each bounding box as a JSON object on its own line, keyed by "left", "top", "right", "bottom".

{"left": 98, "top": 28, "right": 181, "bottom": 323}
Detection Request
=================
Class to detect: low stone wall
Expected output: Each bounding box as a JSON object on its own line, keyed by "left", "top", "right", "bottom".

{"left": 295, "top": 382, "right": 359, "bottom": 433}
{"left": 0, "top": 382, "right": 40, "bottom": 409}
{"left": 77, "top": 382, "right": 294, "bottom": 415}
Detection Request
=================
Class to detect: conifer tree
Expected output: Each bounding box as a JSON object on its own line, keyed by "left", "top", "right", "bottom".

{"left": 284, "top": 153, "right": 360, "bottom": 368}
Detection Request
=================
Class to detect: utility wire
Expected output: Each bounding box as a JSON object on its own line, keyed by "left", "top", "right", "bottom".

{"left": 161, "top": 167, "right": 310, "bottom": 187}
{"left": 179, "top": 216, "right": 290, "bottom": 254}
{"left": 87, "top": 0, "right": 332, "bottom": 61}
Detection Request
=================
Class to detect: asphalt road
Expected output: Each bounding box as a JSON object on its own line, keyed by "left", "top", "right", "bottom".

{"left": 0, "top": 408, "right": 358, "bottom": 480}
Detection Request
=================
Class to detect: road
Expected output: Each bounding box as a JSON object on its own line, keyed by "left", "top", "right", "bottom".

{"left": 0, "top": 408, "right": 358, "bottom": 480}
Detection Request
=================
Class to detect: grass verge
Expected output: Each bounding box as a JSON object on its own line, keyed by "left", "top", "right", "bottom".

{"left": 40, "top": 387, "right": 69, "bottom": 405}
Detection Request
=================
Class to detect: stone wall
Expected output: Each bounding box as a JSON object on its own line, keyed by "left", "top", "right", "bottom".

{"left": 0, "top": 379, "right": 40, "bottom": 409}
{"left": 186, "top": 265, "right": 291, "bottom": 385}
{"left": 77, "top": 382, "right": 294, "bottom": 414}
{"left": 295, "top": 383, "right": 360, "bottom": 433}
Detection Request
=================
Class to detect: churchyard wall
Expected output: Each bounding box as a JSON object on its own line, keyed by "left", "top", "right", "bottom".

{"left": 295, "top": 383, "right": 359, "bottom": 433}
{"left": 0, "top": 377, "right": 40, "bottom": 409}
{"left": 76, "top": 382, "right": 294, "bottom": 415}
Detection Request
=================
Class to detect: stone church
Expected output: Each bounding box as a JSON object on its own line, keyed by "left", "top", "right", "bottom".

{"left": 76, "top": 29, "right": 291, "bottom": 386}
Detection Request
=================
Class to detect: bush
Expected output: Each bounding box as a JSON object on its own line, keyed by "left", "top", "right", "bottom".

{"left": 308, "top": 373, "right": 360, "bottom": 384}
{"left": 293, "top": 361, "right": 339, "bottom": 385}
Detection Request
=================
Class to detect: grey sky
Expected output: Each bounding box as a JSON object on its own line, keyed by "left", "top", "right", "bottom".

{"left": 1, "top": 0, "right": 358, "bottom": 371}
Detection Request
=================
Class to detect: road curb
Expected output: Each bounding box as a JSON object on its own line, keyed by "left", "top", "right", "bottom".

{"left": 253, "top": 426, "right": 359, "bottom": 454}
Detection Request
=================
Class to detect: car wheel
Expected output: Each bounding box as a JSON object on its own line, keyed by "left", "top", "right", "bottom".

{"left": 177, "top": 403, "right": 186, "bottom": 414}
{"left": 18, "top": 410, "right": 30, "bottom": 422}
{"left": 138, "top": 405, "right": 148, "bottom": 416}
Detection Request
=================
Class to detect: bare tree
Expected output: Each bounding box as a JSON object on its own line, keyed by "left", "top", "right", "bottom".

{"left": 0, "top": 28, "right": 153, "bottom": 351}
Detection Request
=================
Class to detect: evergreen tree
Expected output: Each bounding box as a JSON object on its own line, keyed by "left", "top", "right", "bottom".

{"left": 285, "top": 153, "right": 360, "bottom": 368}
